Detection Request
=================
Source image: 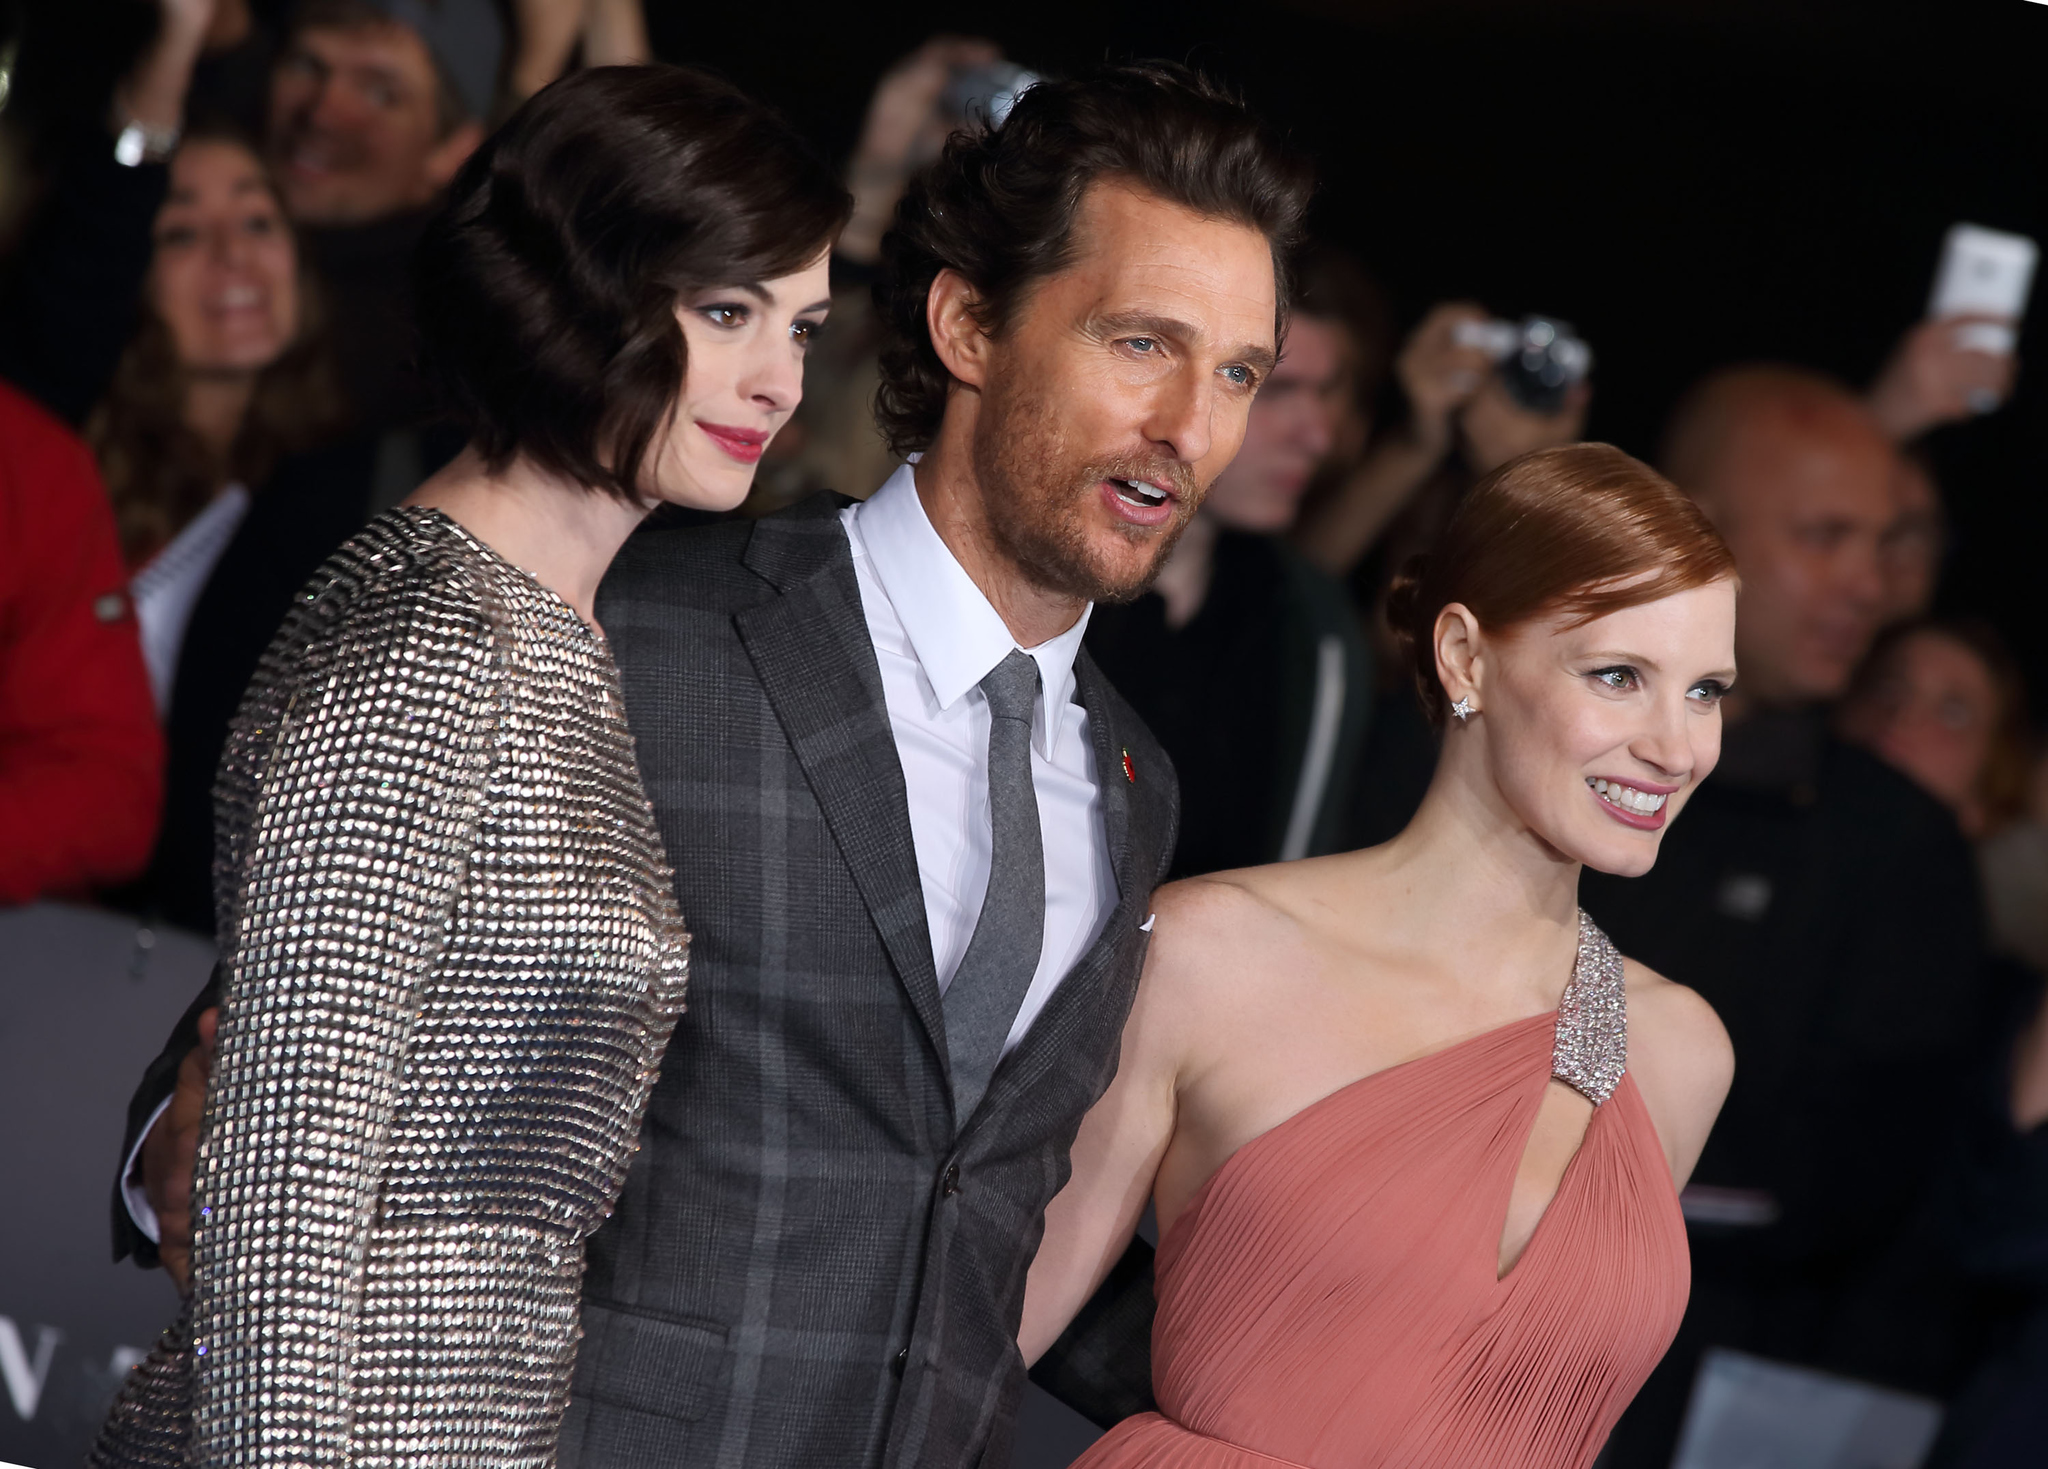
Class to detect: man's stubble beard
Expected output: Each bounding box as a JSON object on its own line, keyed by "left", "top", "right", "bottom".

{"left": 970, "top": 368, "right": 1201, "bottom": 607}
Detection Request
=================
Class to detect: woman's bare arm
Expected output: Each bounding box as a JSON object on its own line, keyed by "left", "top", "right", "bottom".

{"left": 1019, "top": 893, "right": 1202, "bottom": 1365}
{"left": 1623, "top": 961, "right": 1735, "bottom": 1188}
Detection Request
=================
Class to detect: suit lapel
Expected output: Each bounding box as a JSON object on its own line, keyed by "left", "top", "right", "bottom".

{"left": 1080, "top": 654, "right": 1134, "bottom": 909}
{"left": 733, "top": 501, "right": 949, "bottom": 1073}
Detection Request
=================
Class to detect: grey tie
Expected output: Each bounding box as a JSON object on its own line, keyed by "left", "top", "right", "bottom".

{"left": 943, "top": 650, "right": 1046, "bottom": 1119}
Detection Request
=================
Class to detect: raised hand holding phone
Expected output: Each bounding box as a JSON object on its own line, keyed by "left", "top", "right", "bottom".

{"left": 1870, "top": 223, "right": 2036, "bottom": 439}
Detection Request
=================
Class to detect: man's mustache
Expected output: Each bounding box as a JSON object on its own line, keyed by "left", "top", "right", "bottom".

{"left": 1081, "top": 457, "right": 1199, "bottom": 501}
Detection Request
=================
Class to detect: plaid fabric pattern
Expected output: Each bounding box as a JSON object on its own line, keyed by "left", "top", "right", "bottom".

{"left": 560, "top": 496, "right": 1178, "bottom": 1469}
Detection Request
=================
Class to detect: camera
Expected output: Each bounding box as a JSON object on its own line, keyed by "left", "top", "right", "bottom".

{"left": 1452, "top": 315, "right": 1593, "bottom": 415}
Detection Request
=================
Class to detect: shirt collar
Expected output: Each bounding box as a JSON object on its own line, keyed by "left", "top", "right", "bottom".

{"left": 851, "top": 462, "right": 1093, "bottom": 761}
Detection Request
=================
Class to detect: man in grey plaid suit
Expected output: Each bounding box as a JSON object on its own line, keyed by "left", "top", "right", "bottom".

{"left": 113, "top": 61, "right": 1312, "bottom": 1468}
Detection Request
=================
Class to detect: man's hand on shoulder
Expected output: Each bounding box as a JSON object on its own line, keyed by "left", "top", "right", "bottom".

{"left": 1622, "top": 962, "right": 1734, "bottom": 1189}
{"left": 141, "top": 1006, "right": 217, "bottom": 1292}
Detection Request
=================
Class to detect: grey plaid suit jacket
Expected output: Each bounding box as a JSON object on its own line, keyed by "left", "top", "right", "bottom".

{"left": 557, "top": 494, "right": 1178, "bottom": 1469}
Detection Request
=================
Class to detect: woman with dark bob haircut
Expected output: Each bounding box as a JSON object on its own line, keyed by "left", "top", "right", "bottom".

{"left": 93, "top": 65, "right": 849, "bottom": 1469}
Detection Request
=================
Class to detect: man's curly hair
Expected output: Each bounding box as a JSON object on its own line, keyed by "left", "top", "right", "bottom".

{"left": 873, "top": 61, "right": 1314, "bottom": 458}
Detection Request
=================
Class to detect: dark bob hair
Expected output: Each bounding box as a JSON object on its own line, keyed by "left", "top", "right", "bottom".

{"left": 874, "top": 61, "right": 1315, "bottom": 458}
{"left": 415, "top": 65, "right": 852, "bottom": 500}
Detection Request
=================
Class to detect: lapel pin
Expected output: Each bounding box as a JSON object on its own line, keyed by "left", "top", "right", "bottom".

{"left": 1120, "top": 747, "right": 1136, "bottom": 784}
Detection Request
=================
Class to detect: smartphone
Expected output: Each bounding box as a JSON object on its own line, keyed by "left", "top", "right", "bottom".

{"left": 1928, "top": 223, "right": 2038, "bottom": 354}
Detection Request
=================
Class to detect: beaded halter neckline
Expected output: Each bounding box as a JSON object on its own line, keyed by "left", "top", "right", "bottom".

{"left": 1552, "top": 910, "right": 1627, "bottom": 1106}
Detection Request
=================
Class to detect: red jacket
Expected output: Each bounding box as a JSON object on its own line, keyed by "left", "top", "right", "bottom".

{"left": 0, "top": 380, "right": 162, "bottom": 903}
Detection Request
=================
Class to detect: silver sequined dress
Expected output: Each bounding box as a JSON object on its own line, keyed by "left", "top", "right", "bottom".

{"left": 91, "top": 507, "right": 690, "bottom": 1469}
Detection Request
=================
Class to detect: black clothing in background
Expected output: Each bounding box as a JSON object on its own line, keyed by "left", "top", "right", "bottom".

{"left": 302, "top": 209, "right": 438, "bottom": 433}
{"left": 1086, "top": 531, "right": 1372, "bottom": 878}
{"left": 1925, "top": 958, "right": 2048, "bottom": 1468}
{"left": 0, "top": 135, "right": 165, "bottom": 426}
{"left": 1348, "top": 685, "right": 1437, "bottom": 849}
{"left": 1582, "top": 708, "right": 1988, "bottom": 1468}
{"left": 188, "top": 21, "right": 279, "bottom": 139}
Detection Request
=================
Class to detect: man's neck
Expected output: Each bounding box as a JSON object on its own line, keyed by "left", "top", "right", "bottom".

{"left": 911, "top": 434, "right": 1087, "bottom": 650}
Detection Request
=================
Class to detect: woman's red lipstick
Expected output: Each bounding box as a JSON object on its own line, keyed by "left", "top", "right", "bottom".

{"left": 698, "top": 422, "right": 768, "bottom": 464}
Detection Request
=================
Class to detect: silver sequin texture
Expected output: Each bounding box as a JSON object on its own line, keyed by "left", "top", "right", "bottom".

{"left": 91, "top": 508, "right": 689, "bottom": 1469}
{"left": 1553, "top": 909, "right": 1627, "bottom": 1106}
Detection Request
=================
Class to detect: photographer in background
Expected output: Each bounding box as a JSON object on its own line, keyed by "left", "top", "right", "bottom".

{"left": 752, "top": 35, "right": 1029, "bottom": 513}
{"left": 1292, "top": 300, "right": 1590, "bottom": 579}
{"left": 1086, "top": 243, "right": 1390, "bottom": 876}
{"left": 1314, "top": 302, "right": 1591, "bottom": 847}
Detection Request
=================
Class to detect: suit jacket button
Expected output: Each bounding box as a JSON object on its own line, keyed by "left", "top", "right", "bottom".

{"left": 942, "top": 1163, "right": 960, "bottom": 1196}
{"left": 892, "top": 1347, "right": 908, "bottom": 1377}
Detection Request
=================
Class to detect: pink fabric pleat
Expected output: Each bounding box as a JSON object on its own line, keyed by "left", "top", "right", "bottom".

{"left": 1074, "top": 1013, "right": 1689, "bottom": 1469}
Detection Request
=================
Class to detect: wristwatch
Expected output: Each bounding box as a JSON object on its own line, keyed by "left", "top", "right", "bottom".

{"left": 113, "top": 118, "right": 180, "bottom": 168}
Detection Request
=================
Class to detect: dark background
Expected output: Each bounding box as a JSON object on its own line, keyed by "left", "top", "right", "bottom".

{"left": 16, "top": 0, "right": 2048, "bottom": 703}
{"left": 2, "top": 2, "right": 2044, "bottom": 1464}
{"left": 653, "top": 0, "right": 2048, "bottom": 709}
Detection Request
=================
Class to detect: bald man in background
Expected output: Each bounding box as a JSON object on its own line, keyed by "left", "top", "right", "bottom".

{"left": 1581, "top": 366, "right": 1988, "bottom": 1467}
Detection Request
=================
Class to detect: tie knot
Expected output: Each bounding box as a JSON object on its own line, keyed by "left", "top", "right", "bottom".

{"left": 980, "top": 649, "right": 1040, "bottom": 725}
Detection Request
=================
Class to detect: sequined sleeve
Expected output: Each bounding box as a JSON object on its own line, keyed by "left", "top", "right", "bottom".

{"left": 188, "top": 560, "right": 498, "bottom": 1469}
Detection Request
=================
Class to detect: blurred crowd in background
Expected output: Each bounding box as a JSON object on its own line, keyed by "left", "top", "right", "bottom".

{"left": 3, "top": 1, "right": 2048, "bottom": 1465}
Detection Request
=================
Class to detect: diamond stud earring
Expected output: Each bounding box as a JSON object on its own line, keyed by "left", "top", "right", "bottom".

{"left": 1450, "top": 697, "right": 1475, "bottom": 722}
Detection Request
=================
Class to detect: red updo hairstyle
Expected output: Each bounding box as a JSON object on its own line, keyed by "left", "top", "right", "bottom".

{"left": 1386, "top": 443, "right": 1737, "bottom": 726}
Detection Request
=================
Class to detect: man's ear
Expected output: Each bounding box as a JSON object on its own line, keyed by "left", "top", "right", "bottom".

{"left": 420, "top": 120, "right": 486, "bottom": 198}
{"left": 1434, "top": 602, "right": 1487, "bottom": 713}
{"left": 926, "top": 268, "right": 994, "bottom": 390}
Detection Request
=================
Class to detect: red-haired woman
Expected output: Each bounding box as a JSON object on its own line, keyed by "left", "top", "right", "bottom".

{"left": 1022, "top": 443, "right": 1739, "bottom": 1468}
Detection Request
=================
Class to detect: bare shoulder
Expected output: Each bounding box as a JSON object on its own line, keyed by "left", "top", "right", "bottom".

{"left": 1621, "top": 957, "right": 1734, "bottom": 1183}
{"left": 1136, "top": 867, "right": 1317, "bottom": 1025}
{"left": 1147, "top": 868, "right": 1305, "bottom": 976}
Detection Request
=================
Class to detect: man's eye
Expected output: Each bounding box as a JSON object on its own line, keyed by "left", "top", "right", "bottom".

{"left": 1221, "top": 364, "right": 1254, "bottom": 388}
{"left": 1126, "top": 338, "right": 1157, "bottom": 353}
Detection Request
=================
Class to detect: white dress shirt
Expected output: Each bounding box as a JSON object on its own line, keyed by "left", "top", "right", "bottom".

{"left": 125, "top": 463, "right": 1117, "bottom": 1241}
{"left": 131, "top": 484, "right": 251, "bottom": 714}
{"left": 843, "top": 463, "right": 1116, "bottom": 1057}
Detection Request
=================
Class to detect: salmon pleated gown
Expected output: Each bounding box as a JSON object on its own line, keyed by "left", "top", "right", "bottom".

{"left": 1075, "top": 913, "right": 1688, "bottom": 1469}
